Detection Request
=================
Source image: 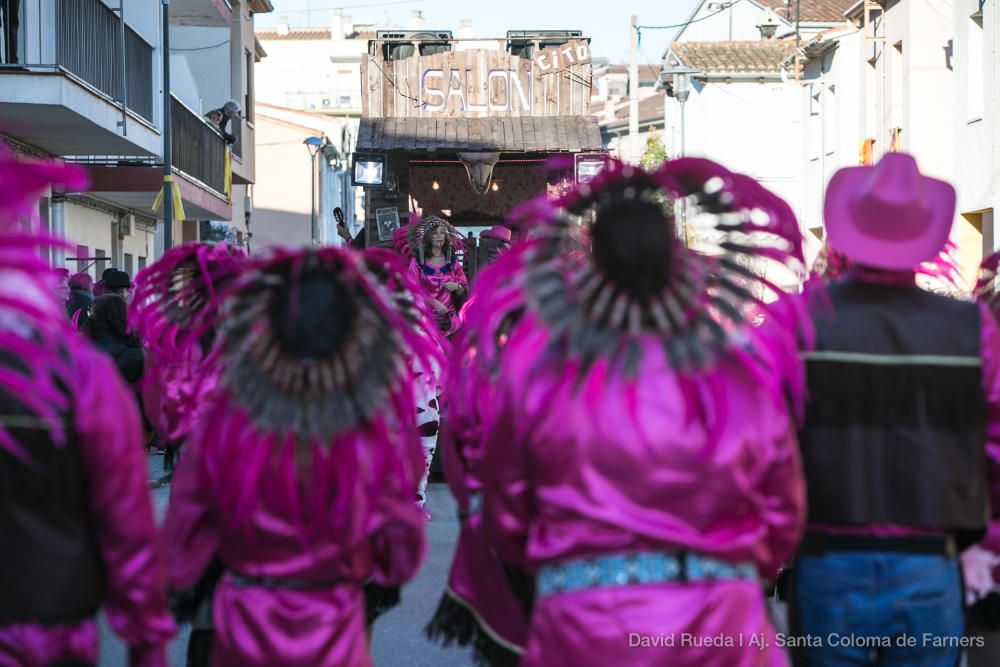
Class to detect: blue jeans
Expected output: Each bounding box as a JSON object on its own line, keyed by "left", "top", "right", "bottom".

{"left": 792, "top": 552, "right": 963, "bottom": 666}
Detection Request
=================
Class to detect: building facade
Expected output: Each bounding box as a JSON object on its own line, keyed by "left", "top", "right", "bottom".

{"left": 0, "top": 0, "right": 272, "bottom": 277}
{"left": 251, "top": 103, "right": 357, "bottom": 251}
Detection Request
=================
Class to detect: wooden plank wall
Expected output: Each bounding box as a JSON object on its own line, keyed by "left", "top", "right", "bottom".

{"left": 363, "top": 39, "right": 593, "bottom": 119}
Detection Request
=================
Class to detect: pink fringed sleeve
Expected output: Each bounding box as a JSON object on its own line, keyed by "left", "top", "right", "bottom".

{"left": 163, "top": 433, "right": 220, "bottom": 590}
{"left": 750, "top": 412, "right": 806, "bottom": 581}
{"left": 369, "top": 493, "right": 426, "bottom": 587}
{"left": 481, "top": 387, "right": 535, "bottom": 568}
{"left": 74, "top": 351, "right": 175, "bottom": 667}
{"left": 979, "top": 303, "right": 1000, "bottom": 517}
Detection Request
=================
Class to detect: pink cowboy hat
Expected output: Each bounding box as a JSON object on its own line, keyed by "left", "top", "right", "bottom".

{"left": 824, "top": 153, "right": 956, "bottom": 270}
{"left": 479, "top": 225, "right": 512, "bottom": 243}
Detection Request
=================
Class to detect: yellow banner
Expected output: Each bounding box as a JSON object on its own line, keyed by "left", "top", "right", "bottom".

{"left": 152, "top": 174, "right": 187, "bottom": 221}
{"left": 224, "top": 146, "right": 232, "bottom": 199}
{"left": 858, "top": 138, "right": 874, "bottom": 165}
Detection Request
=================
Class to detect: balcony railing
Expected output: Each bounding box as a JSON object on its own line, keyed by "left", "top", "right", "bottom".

{"left": 172, "top": 96, "right": 228, "bottom": 196}
{"left": 55, "top": 0, "right": 154, "bottom": 121}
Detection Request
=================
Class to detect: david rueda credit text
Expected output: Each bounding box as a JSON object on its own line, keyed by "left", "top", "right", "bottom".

{"left": 628, "top": 633, "right": 986, "bottom": 649}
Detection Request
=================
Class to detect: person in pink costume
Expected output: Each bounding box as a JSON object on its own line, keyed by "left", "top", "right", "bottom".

{"left": 359, "top": 247, "right": 447, "bottom": 622}
{"left": 426, "top": 218, "right": 588, "bottom": 666}
{"left": 163, "top": 247, "right": 437, "bottom": 667}
{"left": 130, "top": 242, "right": 246, "bottom": 454}
{"left": 959, "top": 252, "right": 1000, "bottom": 666}
{"left": 129, "top": 241, "right": 247, "bottom": 665}
{"left": 0, "top": 145, "right": 175, "bottom": 666}
{"left": 395, "top": 215, "right": 468, "bottom": 336}
{"left": 478, "top": 159, "right": 810, "bottom": 667}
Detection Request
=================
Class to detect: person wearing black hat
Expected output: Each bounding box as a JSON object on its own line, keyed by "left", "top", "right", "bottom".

{"left": 102, "top": 269, "right": 132, "bottom": 300}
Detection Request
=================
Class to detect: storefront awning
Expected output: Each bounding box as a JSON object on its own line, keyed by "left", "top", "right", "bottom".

{"left": 357, "top": 116, "right": 605, "bottom": 153}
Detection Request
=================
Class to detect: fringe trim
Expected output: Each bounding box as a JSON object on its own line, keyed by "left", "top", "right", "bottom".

{"left": 364, "top": 581, "right": 401, "bottom": 625}
{"left": 425, "top": 589, "right": 523, "bottom": 667}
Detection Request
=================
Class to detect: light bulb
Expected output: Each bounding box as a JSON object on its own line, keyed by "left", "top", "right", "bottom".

{"left": 491, "top": 181, "right": 500, "bottom": 192}
{"left": 432, "top": 180, "right": 440, "bottom": 191}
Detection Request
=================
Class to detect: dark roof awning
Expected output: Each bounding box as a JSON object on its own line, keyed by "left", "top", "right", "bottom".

{"left": 357, "top": 116, "right": 605, "bottom": 153}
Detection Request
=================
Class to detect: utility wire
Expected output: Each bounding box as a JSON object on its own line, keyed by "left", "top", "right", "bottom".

{"left": 171, "top": 41, "right": 229, "bottom": 52}
{"left": 637, "top": 0, "right": 745, "bottom": 41}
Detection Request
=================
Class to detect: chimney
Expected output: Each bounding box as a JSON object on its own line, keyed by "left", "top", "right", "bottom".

{"left": 331, "top": 9, "right": 344, "bottom": 39}
{"left": 758, "top": 18, "right": 778, "bottom": 39}
{"left": 458, "top": 19, "right": 473, "bottom": 39}
{"left": 343, "top": 15, "right": 354, "bottom": 37}
{"left": 277, "top": 16, "right": 289, "bottom": 36}
{"left": 408, "top": 10, "right": 425, "bottom": 31}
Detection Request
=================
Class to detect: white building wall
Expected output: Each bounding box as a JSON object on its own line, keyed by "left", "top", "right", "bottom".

{"left": 171, "top": 26, "right": 234, "bottom": 115}
{"left": 953, "top": 0, "right": 998, "bottom": 251}
{"left": 64, "top": 202, "right": 115, "bottom": 278}
{"left": 666, "top": 79, "right": 804, "bottom": 226}
{"left": 255, "top": 38, "right": 366, "bottom": 112}
{"left": 675, "top": 1, "right": 778, "bottom": 42}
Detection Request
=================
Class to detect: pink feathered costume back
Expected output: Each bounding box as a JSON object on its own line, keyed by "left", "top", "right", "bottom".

{"left": 478, "top": 159, "right": 810, "bottom": 667}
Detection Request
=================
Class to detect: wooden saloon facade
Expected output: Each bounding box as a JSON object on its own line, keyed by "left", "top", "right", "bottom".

{"left": 356, "top": 30, "right": 606, "bottom": 276}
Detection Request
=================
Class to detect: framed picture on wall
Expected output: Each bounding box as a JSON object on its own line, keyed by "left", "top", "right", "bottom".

{"left": 376, "top": 207, "right": 400, "bottom": 241}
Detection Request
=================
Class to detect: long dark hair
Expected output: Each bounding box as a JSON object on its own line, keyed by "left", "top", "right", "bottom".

{"left": 421, "top": 220, "right": 452, "bottom": 261}
{"left": 85, "top": 294, "right": 130, "bottom": 341}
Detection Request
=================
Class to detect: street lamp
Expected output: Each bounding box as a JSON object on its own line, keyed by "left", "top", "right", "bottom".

{"left": 660, "top": 65, "right": 701, "bottom": 245}
{"left": 304, "top": 136, "right": 324, "bottom": 245}
{"left": 659, "top": 65, "right": 701, "bottom": 158}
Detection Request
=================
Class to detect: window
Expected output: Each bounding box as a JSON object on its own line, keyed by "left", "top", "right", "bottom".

{"left": 95, "top": 249, "right": 107, "bottom": 276}
{"left": 968, "top": 13, "right": 984, "bottom": 121}
{"left": 124, "top": 253, "right": 134, "bottom": 276}
{"left": 138, "top": 256, "right": 147, "bottom": 270}
{"left": 890, "top": 41, "right": 903, "bottom": 129}
{"left": 245, "top": 50, "right": 254, "bottom": 123}
{"left": 76, "top": 245, "right": 89, "bottom": 274}
{"left": 338, "top": 95, "right": 352, "bottom": 107}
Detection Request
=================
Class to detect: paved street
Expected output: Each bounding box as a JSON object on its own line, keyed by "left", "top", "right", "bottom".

{"left": 97, "top": 455, "right": 469, "bottom": 666}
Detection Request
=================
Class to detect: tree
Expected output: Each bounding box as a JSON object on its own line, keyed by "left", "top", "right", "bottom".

{"left": 640, "top": 134, "right": 668, "bottom": 171}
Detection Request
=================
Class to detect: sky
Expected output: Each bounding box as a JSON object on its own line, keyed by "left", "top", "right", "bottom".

{"left": 255, "top": 0, "right": 703, "bottom": 64}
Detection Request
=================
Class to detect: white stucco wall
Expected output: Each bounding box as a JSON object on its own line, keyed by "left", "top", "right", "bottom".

{"left": 665, "top": 78, "right": 804, "bottom": 227}
{"left": 953, "top": 0, "right": 998, "bottom": 249}
{"left": 674, "top": 1, "right": 779, "bottom": 43}
{"left": 64, "top": 202, "right": 115, "bottom": 277}
{"left": 171, "top": 26, "right": 233, "bottom": 114}
{"left": 255, "top": 38, "right": 366, "bottom": 112}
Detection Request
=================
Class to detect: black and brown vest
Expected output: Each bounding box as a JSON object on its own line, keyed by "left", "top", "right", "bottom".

{"left": 800, "top": 279, "right": 989, "bottom": 548}
{"left": 0, "top": 357, "right": 104, "bottom": 625}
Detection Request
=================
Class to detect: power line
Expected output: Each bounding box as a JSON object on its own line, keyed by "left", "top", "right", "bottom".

{"left": 171, "top": 41, "right": 229, "bottom": 52}
{"left": 637, "top": 0, "right": 745, "bottom": 41}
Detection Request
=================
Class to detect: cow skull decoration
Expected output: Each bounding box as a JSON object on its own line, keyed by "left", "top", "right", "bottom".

{"left": 457, "top": 152, "right": 501, "bottom": 195}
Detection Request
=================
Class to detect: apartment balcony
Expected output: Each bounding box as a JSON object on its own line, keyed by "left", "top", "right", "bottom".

{"left": 170, "top": 0, "right": 233, "bottom": 27}
{"left": 0, "top": 0, "right": 160, "bottom": 156}
{"left": 80, "top": 96, "right": 232, "bottom": 221}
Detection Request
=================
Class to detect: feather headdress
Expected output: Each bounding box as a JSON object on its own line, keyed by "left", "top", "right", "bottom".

{"left": 393, "top": 214, "right": 465, "bottom": 264}
{"left": 129, "top": 241, "right": 247, "bottom": 363}
{"left": 0, "top": 142, "right": 89, "bottom": 462}
{"left": 813, "top": 241, "right": 962, "bottom": 289}
{"left": 194, "top": 246, "right": 443, "bottom": 528}
{"left": 468, "top": 158, "right": 811, "bottom": 433}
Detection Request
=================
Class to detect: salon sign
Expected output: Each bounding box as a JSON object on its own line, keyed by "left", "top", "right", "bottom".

{"left": 363, "top": 39, "right": 593, "bottom": 118}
